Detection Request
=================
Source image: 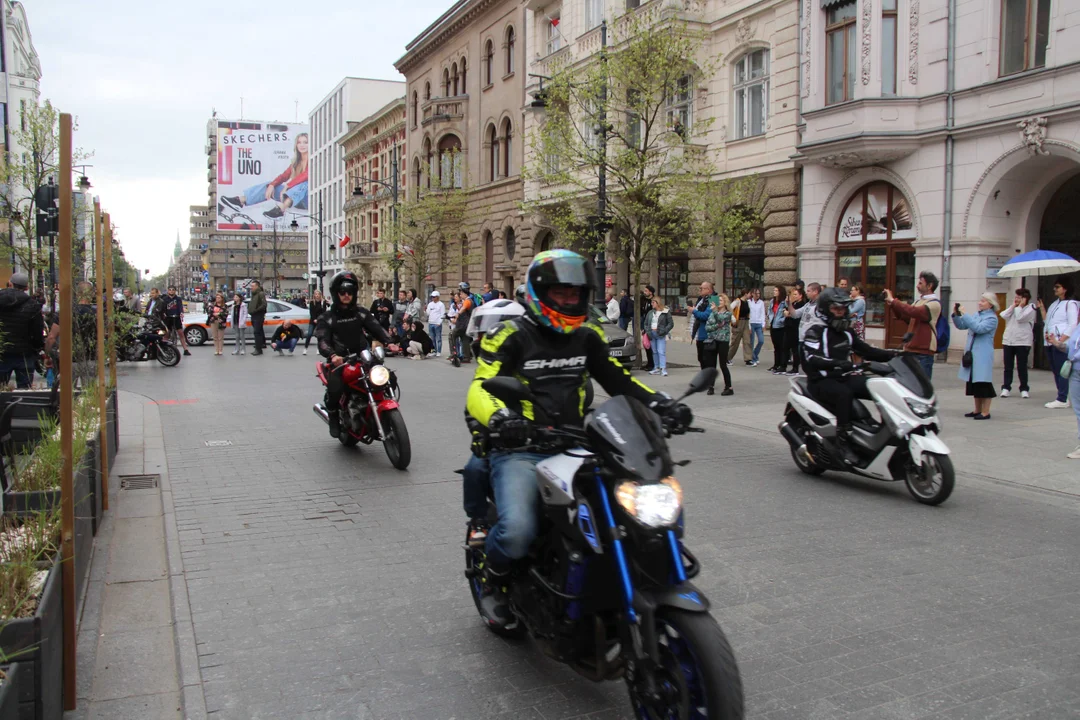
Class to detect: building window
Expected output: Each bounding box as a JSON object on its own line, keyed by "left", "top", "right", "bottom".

{"left": 443, "top": 68, "right": 451, "bottom": 96}
{"left": 501, "top": 118, "right": 513, "bottom": 177}
{"left": 826, "top": 0, "right": 857, "bottom": 105}
{"left": 506, "top": 27, "right": 516, "bottom": 75}
{"left": 505, "top": 227, "right": 516, "bottom": 261}
{"left": 626, "top": 89, "right": 642, "bottom": 151}
{"left": 485, "top": 40, "right": 494, "bottom": 85}
{"left": 423, "top": 138, "right": 433, "bottom": 189}
{"left": 733, "top": 50, "right": 768, "bottom": 139}
{"left": 425, "top": 82, "right": 431, "bottom": 101}
{"left": 626, "top": 0, "right": 640, "bottom": 8}
{"left": 583, "top": 99, "right": 600, "bottom": 150}
{"left": 452, "top": 63, "right": 459, "bottom": 95}
{"left": 546, "top": 15, "right": 562, "bottom": 55}
{"left": 461, "top": 236, "right": 469, "bottom": 282}
{"left": 666, "top": 75, "right": 692, "bottom": 138}
{"left": 460, "top": 58, "right": 467, "bottom": 93}
{"left": 411, "top": 92, "right": 418, "bottom": 128}
{"left": 586, "top": 0, "right": 603, "bottom": 29}
{"left": 487, "top": 123, "right": 500, "bottom": 181}
{"left": 438, "top": 135, "right": 463, "bottom": 188}
{"left": 1000, "top": 0, "right": 1051, "bottom": 76}
{"left": 882, "top": 0, "right": 898, "bottom": 94}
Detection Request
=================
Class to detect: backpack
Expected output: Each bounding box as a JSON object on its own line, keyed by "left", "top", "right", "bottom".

{"left": 933, "top": 301, "right": 950, "bottom": 354}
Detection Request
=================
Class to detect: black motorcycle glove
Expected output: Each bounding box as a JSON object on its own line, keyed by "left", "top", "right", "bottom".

{"left": 667, "top": 402, "right": 694, "bottom": 430}
{"left": 488, "top": 408, "right": 532, "bottom": 449}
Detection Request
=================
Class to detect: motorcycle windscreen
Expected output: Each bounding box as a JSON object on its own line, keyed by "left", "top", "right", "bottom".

{"left": 892, "top": 355, "right": 934, "bottom": 399}
{"left": 584, "top": 394, "right": 672, "bottom": 482}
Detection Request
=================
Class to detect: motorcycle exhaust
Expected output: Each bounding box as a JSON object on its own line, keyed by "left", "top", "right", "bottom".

{"left": 779, "top": 421, "right": 814, "bottom": 465}
{"left": 312, "top": 404, "right": 329, "bottom": 425}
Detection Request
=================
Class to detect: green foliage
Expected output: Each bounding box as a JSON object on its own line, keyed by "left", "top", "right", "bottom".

{"left": 385, "top": 182, "right": 470, "bottom": 291}
{"left": 0, "top": 507, "right": 60, "bottom": 622}
{"left": 10, "top": 384, "right": 100, "bottom": 493}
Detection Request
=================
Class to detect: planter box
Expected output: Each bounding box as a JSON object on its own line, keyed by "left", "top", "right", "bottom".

{"left": 0, "top": 562, "right": 62, "bottom": 720}
{"left": 85, "top": 438, "right": 103, "bottom": 536}
{"left": 105, "top": 390, "right": 117, "bottom": 469}
{"left": 5, "top": 458, "right": 94, "bottom": 606}
{"left": 0, "top": 662, "right": 24, "bottom": 720}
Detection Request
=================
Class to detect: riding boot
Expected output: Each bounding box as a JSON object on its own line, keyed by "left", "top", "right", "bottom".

{"left": 836, "top": 425, "right": 861, "bottom": 466}
{"left": 477, "top": 562, "right": 517, "bottom": 631}
{"left": 328, "top": 412, "right": 341, "bottom": 439}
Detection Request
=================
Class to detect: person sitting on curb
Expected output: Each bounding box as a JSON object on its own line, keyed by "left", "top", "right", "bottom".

{"left": 405, "top": 320, "right": 433, "bottom": 360}
{"left": 269, "top": 320, "right": 302, "bottom": 355}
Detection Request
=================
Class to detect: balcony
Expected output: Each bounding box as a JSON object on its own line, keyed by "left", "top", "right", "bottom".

{"left": 795, "top": 97, "right": 945, "bottom": 169}
{"left": 421, "top": 95, "right": 467, "bottom": 128}
{"left": 346, "top": 242, "right": 378, "bottom": 261}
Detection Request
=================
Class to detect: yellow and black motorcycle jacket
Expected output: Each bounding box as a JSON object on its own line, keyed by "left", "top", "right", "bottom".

{"left": 466, "top": 315, "right": 662, "bottom": 429}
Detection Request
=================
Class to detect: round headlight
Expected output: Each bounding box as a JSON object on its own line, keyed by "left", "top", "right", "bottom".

{"left": 615, "top": 478, "right": 683, "bottom": 528}
{"left": 368, "top": 365, "right": 390, "bottom": 386}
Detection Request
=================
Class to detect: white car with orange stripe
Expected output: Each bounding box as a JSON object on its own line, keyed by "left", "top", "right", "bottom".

{"left": 183, "top": 299, "right": 312, "bottom": 346}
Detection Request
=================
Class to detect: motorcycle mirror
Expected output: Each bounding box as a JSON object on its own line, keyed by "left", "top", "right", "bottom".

{"left": 482, "top": 377, "right": 536, "bottom": 405}
{"left": 686, "top": 368, "right": 718, "bottom": 395}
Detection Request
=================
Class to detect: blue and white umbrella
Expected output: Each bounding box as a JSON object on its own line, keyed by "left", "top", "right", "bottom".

{"left": 996, "top": 249, "right": 1080, "bottom": 278}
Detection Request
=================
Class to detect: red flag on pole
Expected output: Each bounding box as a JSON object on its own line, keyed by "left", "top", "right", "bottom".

{"left": 338, "top": 234, "right": 351, "bottom": 248}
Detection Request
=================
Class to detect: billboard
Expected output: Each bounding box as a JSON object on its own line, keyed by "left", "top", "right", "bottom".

{"left": 215, "top": 120, "right": 310, "bottom": 232}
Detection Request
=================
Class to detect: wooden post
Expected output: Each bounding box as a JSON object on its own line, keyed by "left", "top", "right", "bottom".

{"left": 58, "top": 112, "right": 77, "bottom": 711}
{"left": 94, "top": 201, "right": 109, "bottom": 512}
{"left": 103, "top": 215, "right": 116, "bottom": 388}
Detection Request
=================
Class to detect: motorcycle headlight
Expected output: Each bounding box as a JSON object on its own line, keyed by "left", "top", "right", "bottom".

{"left": 157, "top": 329, "right": 166, "bottom": 336}
{"left": 368, "top": 365, "right": 390, "bottom": 387}
{"left": 905, "top": 398, "right": 936, "bottom": 418}
{"left": 615, "top": 477, "right": 683, "bottom": 528}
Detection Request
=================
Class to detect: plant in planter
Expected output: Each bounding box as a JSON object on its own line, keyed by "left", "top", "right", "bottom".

{"left": 0, "top": 662, "right": 25, "bottom": 720}
{"left": 0, "top": 509, "right": 62, "bottom": 720}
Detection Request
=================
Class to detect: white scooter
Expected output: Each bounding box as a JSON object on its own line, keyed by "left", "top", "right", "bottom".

{"left": 778, "top": 355, "right": 954, "bottom": 505}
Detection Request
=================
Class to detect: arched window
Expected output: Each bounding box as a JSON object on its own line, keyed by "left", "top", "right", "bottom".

{"left": 505, "top": 27, "right": 515, "bottom": 76}
{"left": 412, "top": 157, "right": 422, "bottom": 199}
{"left": 443, "top": 68, "right": 451, "bottom": 96}
{"left": 484, "top": 41, "right": 494, "bottom": 86}
{"left": 460, "top": 235, "right": 469, "bottom": 283}
{"left": 487, "top": 123, "right": 499, "bottom": 182}
{"left": 451, "top": 63, "right": 459, "bottom": 95}
{"left": 424, "top": 82, "right": 431, "bottom": 100}
{"left": 482, "top": 229, "right": 495, "bottom": 280}
{"left": 500, "top": 118, "right": 513, "bottom": 177}
{"left": 440, "top": 240, "right": 448, "bottom": 286}
{"left": 460, "top": 58, "right": 467, "bottom": 93}
{"left": 411, "top": 91, "right": 419, "bottom": 129}
{"left": 438, "top": 134, "right": 463, "bottom": 188}
{"left": 422, "top": 138, "right": 433, "bottom": 189}
{"left": 504, "top": 227, "right": 516, "bottom": 261}
{"left": 733, "top": 49, "right": 769, "bottom": 139}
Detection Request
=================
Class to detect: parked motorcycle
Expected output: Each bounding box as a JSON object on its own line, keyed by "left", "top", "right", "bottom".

{"left": 779, "top": 354, "right": 954, "bottom": 505}
{"left": 464, "top": 369, "right": 744, "bottom": 719}
{"left": 117, "top": 318, "right": 181, "bottom": 367}
{"left": 312, "top": 346, "right": 411, "bottom": 469}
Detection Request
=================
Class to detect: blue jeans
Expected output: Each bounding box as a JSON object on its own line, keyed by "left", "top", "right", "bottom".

{"left": 1070, "top": 369, "right": 1080, "bottom": 441}
{"left": 485, "top": 451, "right": 548, "bottom": 571}
{"left": 429, "top": 324, "right": 443, "bottom": 354}
{"left": 750, "top": 323, "right": 765, "bottom": 363}
{"left": 0, "top": 354, "right": 35, "bottom": 388}
{"left": 915, "top": 353, "right": 934, "bottom": 380}
{"left": 463, "top": 454, "right": 490, "bottom": 520}
{"left": 304, "top": 321, "right": 317, "bottom": 348}
{"left": 618, "top": 317, "right": 630, "bottom": 331}
{"left": 650, "top": 334, "right": 667, "bottom": 370}
{"left": 271, "top": 338, "right": 298, "bottom": 353}
{"left": 243, "top": 181, "right": 309, "bottom": 210}
{"left": 1047, "top": 346, "right": 1069, "bottom": 403}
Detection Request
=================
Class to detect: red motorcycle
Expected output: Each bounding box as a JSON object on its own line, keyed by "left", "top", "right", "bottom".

{"left": 313, "top": 346, "right": 411, "bottom": 470}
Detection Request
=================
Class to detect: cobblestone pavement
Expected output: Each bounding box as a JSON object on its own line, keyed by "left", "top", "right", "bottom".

{"left": 115, "top": 346, "right": 1080, "bottom": 720}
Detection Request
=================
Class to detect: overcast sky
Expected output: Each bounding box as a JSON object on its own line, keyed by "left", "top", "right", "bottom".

{"left": 31, "top": 0, "right": 450, "bottom": 276}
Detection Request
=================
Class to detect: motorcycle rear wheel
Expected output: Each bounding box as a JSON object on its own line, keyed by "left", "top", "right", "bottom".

{"left": 156, "top": 343, "right": 181, "bottom": 367}
{"left": 381, "top": 409, "right": 411, "bottom": 470}
{"left": 904, "top": 452, "right": 954, "bottom": 505}
{"left": 629, "top": 609, "right": 744, "bottom": 720}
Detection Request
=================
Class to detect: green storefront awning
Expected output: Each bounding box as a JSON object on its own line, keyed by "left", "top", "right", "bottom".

{"left": 822, "top": 0, "right": 853, "bottom": 7}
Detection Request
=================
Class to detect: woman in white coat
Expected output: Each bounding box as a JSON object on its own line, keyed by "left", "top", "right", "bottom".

{"left": 229, "top": 292, "right": 250, "bottom": 355}
{"left": 999, "top": 287, "right": 1036, "bottom": 398}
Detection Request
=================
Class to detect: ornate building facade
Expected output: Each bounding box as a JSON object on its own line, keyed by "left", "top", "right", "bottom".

{"left": 395, "top": 0, "right": 538, "bottom": 299}
{"left": 796, "top": 0, "right": 1080, "bottom": 354}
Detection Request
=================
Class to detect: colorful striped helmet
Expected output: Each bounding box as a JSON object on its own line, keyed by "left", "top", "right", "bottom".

{"left": 524, "top": 249, "right": 596, "bottom": 334}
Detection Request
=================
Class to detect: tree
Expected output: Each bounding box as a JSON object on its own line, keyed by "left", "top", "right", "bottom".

{"left": 525, "top": 7, "right": 766, "bottom": 363}
{"left": 383, "top": 184, "right": 470, "bottom": 293}
{"left": 0, "top": 100, "right": 93, "bottom": 290}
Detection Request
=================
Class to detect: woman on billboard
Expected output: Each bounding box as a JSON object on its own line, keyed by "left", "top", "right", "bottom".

{"left": 221, "top": 132, "right": 309, "bottom": 220}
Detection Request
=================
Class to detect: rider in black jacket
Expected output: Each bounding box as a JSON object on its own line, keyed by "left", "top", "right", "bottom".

{"left": 802, "top": 288, "right": 896, "bottom": 461}
{"left": 316, "top": 272, "right": 392, "bottom": 438}
{"left": 465, "top": 250, "right": 689, "bottom": 629}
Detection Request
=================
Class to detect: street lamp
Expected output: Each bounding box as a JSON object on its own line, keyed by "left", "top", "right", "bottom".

{"left": 350, "top": 144, "right": 400, "bottom": 297}
{"left": 290, "top": 203, "right": 336, "bottom": 293}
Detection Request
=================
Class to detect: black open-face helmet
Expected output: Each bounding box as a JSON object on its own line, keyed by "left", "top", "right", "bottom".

{"left": 329, "top": 271, "right": 360, "bottom": 309}
{"left": 817, "top": 287, "right": 854, "bottom": 331}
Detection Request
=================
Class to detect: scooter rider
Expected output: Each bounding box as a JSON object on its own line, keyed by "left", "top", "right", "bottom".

{"left": 465, "top": 249, "right": 690, "bottom": 628}
{"left": 316, "top": 271, "right": 392, "bottom": 438}
{"left": 802, "top": 287, "right": 896, "bottom": 463}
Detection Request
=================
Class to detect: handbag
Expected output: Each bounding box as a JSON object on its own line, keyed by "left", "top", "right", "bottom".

{"left": 962, "top": 351, "right": 972, "bottom": 369}
{"left": 1062, "top": 360, "right": 1074, "bottom": 379}
{"left": 642, "top": 333, "right": 651, "bottom": 350}
{"left": 702, "top": 339, "right": 717, "bottom": 350}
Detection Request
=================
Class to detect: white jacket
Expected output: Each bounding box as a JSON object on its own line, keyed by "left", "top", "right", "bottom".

{"left": 606, "top": 298, "right": 620, "bottom": 323}
{"left": 1044, "top": 298, "right": 1080, "bottom": 344}
{"left": 999, "top": 303, "right": 1035, "bottom": 347}
{"left": 426, "top": 301, "right": 446, "bottom": 325}
{"left": 228, "top": 301, "right": 249, "bottom": 327}
{"left": 747, "top": 298, "right": 766, "bottom": 325}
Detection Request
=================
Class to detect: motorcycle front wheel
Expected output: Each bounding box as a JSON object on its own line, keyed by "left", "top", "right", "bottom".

{"left": 904, "top": 452, "right": 954, "bottom": 505}
{"left": 630, "top": 609, "right": 744, "bottom": 720}
{"left": 156, "top": 343, "right": 181, "bottom": 367}
{"left": 381, "top": 408, "right": 411, "bottom": 470}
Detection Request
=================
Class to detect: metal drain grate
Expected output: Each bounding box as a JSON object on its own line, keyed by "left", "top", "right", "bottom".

{"left": 119, "top": 474, "right": 160, "bottom": 490}
{"left": 205, "top": 440, "right": 233, "bottom": 447}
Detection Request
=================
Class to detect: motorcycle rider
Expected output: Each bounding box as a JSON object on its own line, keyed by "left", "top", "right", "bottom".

{"left": 316, "top": 271, "right": 392, "bottom": 439}
{"left": 801, "top": 287, "right": 896, "bottom": 464}
{"left": 465, "top": 249, "right": 690, "bottom": 628}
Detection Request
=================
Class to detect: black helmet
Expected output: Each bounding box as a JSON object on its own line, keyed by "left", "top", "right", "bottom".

{"left": 817, "top": 287, "right": 853, "bottom": 331}
{"left": 329, "top": 271, "right": 360, "bottom": 308}
{"left": 523, "top": 249, "right": 596, "bottom": 334}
